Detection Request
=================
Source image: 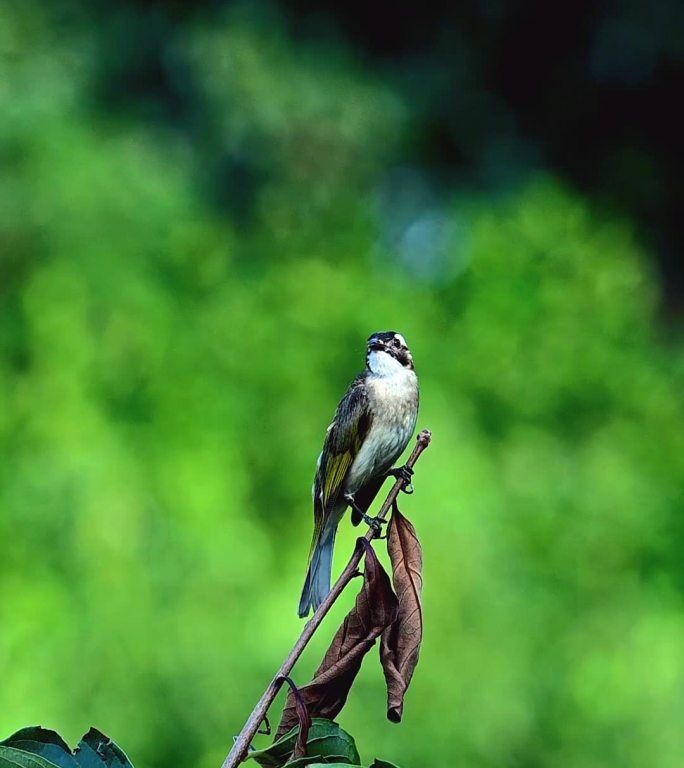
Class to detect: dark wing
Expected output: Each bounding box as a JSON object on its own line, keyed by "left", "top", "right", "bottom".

{"left": 313, "top": 374, "right": 373, "bottom": 525}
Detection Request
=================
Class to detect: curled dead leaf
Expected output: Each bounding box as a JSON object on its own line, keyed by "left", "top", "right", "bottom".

{"left": 380, "top": 504, "right": 424, "bottom": 723}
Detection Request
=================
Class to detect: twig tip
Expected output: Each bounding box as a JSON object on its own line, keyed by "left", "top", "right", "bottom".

{"left": 417, "top": 429, "right": 432, "bottom": 446}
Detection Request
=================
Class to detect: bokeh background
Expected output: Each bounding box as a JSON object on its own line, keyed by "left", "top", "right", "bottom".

{"left": 1, "top": 2, "right": 684, "bottom": 767}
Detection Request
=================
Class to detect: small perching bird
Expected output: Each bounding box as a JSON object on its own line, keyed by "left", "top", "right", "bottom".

{"left": 298, "top": 331, "right": 419, "bottom": 618}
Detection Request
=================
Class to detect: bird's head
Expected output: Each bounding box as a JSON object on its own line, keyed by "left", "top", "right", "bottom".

{"left": 366, "top": 331, "right": 415, "bottom": 373}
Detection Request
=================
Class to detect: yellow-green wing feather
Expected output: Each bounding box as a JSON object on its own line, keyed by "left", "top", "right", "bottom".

{"left": 323, "top": 450, "right": 354, "bottom": 505}
{"left": 300, "top": 375, "right": 373, "bottom": 615}
{"left": 310, "top": 375, "right": 372, "bottom": 544}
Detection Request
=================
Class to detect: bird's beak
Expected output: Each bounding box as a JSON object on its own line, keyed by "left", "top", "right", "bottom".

{"left": 368, "top": 337, "right": 386, "bottom": 352}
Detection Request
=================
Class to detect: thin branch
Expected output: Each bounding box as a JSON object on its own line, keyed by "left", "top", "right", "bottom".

{"left": 221, "top": 429, "right": 432, "bottom": 768}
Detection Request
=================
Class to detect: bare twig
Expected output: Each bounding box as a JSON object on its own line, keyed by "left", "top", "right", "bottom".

{"left": 221, "top": 429, "right": 432, "bottom": 768}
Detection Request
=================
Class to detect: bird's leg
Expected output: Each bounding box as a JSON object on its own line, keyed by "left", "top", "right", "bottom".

{"left": 344, "top": 493, "right": 387, "bottom": 534}
{"left": 385, "top": 464, "right": 415, "bottom": 494}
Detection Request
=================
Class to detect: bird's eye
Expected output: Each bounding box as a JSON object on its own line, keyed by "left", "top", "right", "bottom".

{"left": 393, "top": 338, "right": 401, "bottom": 348}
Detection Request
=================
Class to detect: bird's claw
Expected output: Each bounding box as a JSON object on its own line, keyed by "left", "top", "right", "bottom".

{"left": 361, "top": 512, "right": 386, "bottom": 534}
{"left": 387, "top": 464, "right": 415, "bottom": 494}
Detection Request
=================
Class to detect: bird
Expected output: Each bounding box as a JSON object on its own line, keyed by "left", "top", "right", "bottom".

{"left": 298, "top": 331, "right": 419, "bottom": 618}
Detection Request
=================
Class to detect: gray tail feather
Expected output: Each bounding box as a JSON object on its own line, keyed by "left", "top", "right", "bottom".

{"left": 298, "top": 525, "right": 337, "bottom": 618}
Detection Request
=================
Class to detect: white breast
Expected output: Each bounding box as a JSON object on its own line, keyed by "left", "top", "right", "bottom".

{"left": 345, "top": 355, "right": 418, "bottom": 494}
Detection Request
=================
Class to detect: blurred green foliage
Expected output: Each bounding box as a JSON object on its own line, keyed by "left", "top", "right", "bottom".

{"left": 2, "top": 3, "right": 684, "bottom": 768}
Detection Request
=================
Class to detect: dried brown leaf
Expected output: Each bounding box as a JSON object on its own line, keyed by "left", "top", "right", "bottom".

{"left": 277, "top": 539, "right": 398, "bottom": 738}
{"left": 380, "top": 505, "right": 424, "bottom": 723}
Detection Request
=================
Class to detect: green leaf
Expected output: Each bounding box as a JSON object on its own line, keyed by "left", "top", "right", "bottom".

{"left": 369, "top": 761, "right": 401, "bottom": 768}
{"left": 0, "top": 746, "right": 61, "bottom": 768}
{"left": 0, "top": 728, "right": 77, "bottom": 768}
{"left": 285, "top": 758, "right": 360, "bottom": 767}
{"left": 73, "top": 730, "right": 133, "bottom": 768}
{"left": 249, "top": 719, "right": 359, "bottom": 767}
{"left": 0, "top": 728, "right": 133, "bottom": 768}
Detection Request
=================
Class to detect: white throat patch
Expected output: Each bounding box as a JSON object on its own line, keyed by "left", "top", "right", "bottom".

{"left": 368, "top": 350, "right": 406, "bottom": 377}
